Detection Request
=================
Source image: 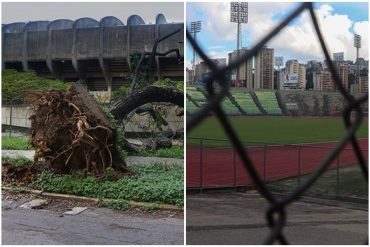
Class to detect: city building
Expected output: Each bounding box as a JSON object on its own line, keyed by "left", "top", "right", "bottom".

{"left": 255, "top": 46, "right": 274, "bottom": 89}
{"left": 333, "top": 52, "right": 344, "bottom": 61}
{"left": 194, "top": 58, "right": 227, "bottom": 83}
{"left": 186, "top": 68, "right": 194, "bottom": 85}
{"left": 298, "top": 64, "right": 306, "bottom": 89}
{"left": 317, "top": 62, "right": 350, "bottom": 92}
{"left": 336, "top": 62, "right": 349, "bottom": 91}
{"left": 228, "top": 49, "right": 253, "bottom": 88}
{"left": 284, "top": 59, "right": 306, "bottom": 89}
{"left": 359, "top": 75, "right": 368, "bottom": 93}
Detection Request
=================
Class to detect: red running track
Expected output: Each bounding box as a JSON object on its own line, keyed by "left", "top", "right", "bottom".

{"left": 186, "top": 139, "right": 368, "bottom": 188}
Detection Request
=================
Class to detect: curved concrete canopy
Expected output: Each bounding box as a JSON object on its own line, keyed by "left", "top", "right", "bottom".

{"left": 127, "top": 15, "right": 145, "bottom": 25}
{"left": 155, "top": 14, "right": 167, "bottom": 24}
{"left": 2, "top": 22, "right": 25, "bottom": 33}
{"left": 100, "top": 16, "right": 124, "bottom": 27}
{"left": 47, "top": 19, "right": 73, "bottom": 31}
{"left": 24, "top": 21, "right": 49, "bottom": 32}
{"left": 73, "top": 17, "right": 99, "bottom": 29}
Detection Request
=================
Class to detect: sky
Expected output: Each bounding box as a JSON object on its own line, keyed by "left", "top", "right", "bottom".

{"left": 2, "top": 2, "right": 184, "bottom": 24}
{"left": 186, "top": 2, "right": 369, "bottom": 69}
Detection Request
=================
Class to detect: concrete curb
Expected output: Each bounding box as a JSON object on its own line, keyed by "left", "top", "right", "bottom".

{"left": 2, "top": 186, "right": 183, "bottom": 212}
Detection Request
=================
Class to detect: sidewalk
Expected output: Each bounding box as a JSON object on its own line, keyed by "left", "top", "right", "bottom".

{"left": 2, "top": 150, "right": 183, "bottom": 165}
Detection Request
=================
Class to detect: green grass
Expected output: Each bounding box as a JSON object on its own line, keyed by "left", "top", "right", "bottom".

{"left": 188, "top": 116, "right": 368, "bottom": 146}
{"left": 2, "top": 156, "right": 32, "bottom": 166}
{"left": 2, "top": 137, "right": 33, "bottom": 150}
{"left": 31, "top": 163, "right": 183, "bottom": 206}
{"left": 136, "top": 145, "right": 184, "bottom": 158}
{"left": 270, "top": 165, "right": 368, "bottom": 199}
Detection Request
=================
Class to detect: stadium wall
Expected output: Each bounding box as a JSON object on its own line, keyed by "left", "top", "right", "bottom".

{"left": 278, "top": 90, "right": 368, "bottom": 116}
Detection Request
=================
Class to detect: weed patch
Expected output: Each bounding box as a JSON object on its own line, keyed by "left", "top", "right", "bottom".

{"left": 136, "top": 146, "right": 183, "bottom": 159}
{"left": 31, "top": 163, "right": 183, "bottom": 206}
{"left": 2, "top": 137, "right": 33, "bottom": 150}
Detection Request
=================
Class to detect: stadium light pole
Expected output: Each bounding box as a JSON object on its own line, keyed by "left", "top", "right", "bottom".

{"left": 231, "top": 2, "right": 248, "bottom": 84}
{"left": 190, "top": 21, "right": 201, "bottom": 84}
{"left": 354, "top": 34, "right": 361, "bottom": 93}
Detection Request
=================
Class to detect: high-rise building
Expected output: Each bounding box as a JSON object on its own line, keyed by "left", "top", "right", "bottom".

{"left": 359, "top": 75, "right": 368, "bottom": 93}
{"left": 194, "top": 62, "right": 207, "bottom": 82}
{"left": 333, "top": 52, "right": 344, "bottom": 61}
{"left": 255, "top": 46, "right": 274, "bottom": 89}
{"left": 228, "top": 49, "right": 253, "bottom": 88}
{"left": 317, "top": 62, "right": 350, "bottom": 92}
{"left": 284, "top": 59, "right": 306, "bottom": 89}
{"left": 286, "top": 59, "right": 299, "bottom": 75}
{"left": 194, "top": 58, "right": 227, "bottom": 82}
{"left": 298, "top": 64, "right": 306, "bottom": 89}
{"left": 336, "top": 62, "right": 349, "bottom": 92}
{"left": 318, "top": 72, "right": 336, "bottom": 92}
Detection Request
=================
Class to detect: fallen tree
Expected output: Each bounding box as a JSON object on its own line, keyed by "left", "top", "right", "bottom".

{"left": 110, "top": 85, "right": 184, "bottom": 152}
{"left": 26, "top": 83, "right": 130, "bottom": 176}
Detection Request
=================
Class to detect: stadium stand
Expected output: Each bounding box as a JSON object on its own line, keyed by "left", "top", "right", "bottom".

{"left": 187, "top": 87, "right": 206, "bottom": 102}
{"left": 230, "top": 90, "right": 262, "bottom": 115}
{"left": 255, "top": 91, "right": 282, "bottom": 115}
{"left": 221, "top": 96, "right": 243, "bottom": 115}
{"left": 186, "top": 97, "right": 199, "bottom": 113}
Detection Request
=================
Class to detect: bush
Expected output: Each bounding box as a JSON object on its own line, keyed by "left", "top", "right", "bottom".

{"left": 2, "top": 69, "right": 69, "bottom": 102}
{"left": 111, "top": 84, "right": 130, "bottom": 102}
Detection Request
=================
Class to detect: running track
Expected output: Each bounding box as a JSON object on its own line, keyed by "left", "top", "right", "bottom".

{"left": 187, "top": 139, "right": 368, "bottom": 188}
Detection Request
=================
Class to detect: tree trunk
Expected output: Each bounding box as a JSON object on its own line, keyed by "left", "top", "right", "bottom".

{"left": 110, "top": 85, "right": 184, "bottom": 120}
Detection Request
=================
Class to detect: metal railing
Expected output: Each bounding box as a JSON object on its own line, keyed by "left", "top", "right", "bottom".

{"left": 187, "top": 137, "right": 368, "bottom": 201}
{"left": 186, "top": 2, "right": 368, "bottom": 244}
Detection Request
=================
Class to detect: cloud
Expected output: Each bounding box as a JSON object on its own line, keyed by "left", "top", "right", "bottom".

{"left": 188, "top": 3, "right": 368, "bottom": 64}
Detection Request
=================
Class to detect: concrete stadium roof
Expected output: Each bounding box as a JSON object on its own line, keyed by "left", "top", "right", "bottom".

{"left": 3, "top": 14, "right": 176, "bottom": 33}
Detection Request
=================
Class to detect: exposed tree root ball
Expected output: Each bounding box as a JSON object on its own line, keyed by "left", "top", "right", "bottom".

{"left": 26, "top": 83, "right": 130, "bottom": 176}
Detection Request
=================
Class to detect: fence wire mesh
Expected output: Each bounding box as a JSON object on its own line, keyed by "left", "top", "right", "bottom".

{"left": 186, "top": 2, "right": 368, "bottom": 244}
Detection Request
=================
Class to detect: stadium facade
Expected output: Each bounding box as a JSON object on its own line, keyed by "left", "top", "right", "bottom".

{"left": 2, "top": 14, "right": 184, "bottom": 99}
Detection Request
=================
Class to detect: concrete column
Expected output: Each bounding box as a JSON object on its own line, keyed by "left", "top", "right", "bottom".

{"left": 47, "top": 19, "right": 73, "bottom": 79}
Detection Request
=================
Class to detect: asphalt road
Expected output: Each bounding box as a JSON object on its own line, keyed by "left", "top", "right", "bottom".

{"left": 2, "top": 200, "right": 183, "bottom": 245}
{"left": 187, "top": 191, "right": 368, "bottom": 245}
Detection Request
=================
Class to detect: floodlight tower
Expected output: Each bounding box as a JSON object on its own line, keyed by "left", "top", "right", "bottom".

{"left": 190, "top": 21, "right": 201, "bottom": 84}
{"left": 354, "top": 34, "right": 361, "bottom": 93}
{"left": 230, "top": 2, "right": 248, "bottom": 82}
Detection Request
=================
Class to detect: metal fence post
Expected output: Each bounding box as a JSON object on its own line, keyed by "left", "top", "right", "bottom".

{"left": 200, "top": 138, "right": 203, "bottom": 192}
{"left": 263, "top": 144, "right": 267, "bottom": 182}
{"left": 297, "top": 145, "right": 301, "bottom": 186}
{"left": 233, "top": 146, "right": 236, "bottom": 188}
{"left": 336, "top": 154, "right": 339, "bottom": 198}
{"left": 9, "top": 101, "right": 13, "bottom": 138}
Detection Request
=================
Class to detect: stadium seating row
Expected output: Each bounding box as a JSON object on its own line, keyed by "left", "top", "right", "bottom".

{"left": 186, "top": 87, "right": 283, "bottom": 116}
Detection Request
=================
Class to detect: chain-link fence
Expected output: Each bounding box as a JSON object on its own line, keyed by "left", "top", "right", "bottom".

{"left": 187, "top": 137, "right": 368, "bottom": 201}
{"left": 187, "top": 2, "right": 368, "bottom": 244}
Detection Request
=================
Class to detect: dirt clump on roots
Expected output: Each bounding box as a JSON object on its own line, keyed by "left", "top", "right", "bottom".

{"left": 25, "top": 83, "right": 130, "bottom": 177}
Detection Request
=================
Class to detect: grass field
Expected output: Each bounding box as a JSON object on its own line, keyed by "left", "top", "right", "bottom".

{"left": 188, "top": 116, "right": 368, "bottom": 146}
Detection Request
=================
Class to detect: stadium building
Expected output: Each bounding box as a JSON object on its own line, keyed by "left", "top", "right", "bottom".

{"left": 2, "top": 15, "right": 184, "bottom": 99}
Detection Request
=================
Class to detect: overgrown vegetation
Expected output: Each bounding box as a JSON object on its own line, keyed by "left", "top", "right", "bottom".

{"left": 154, "top": 79, "right": 184, "bottom": 92}
{"left": 111, "top": 84, "right": 130, "bottom": 102}
{"left": 2, "top": 156, "right": 32, "bottom": 166}
{"left": 2, "top": 69, "right": 69, "bottom": 103}
{"left": 2, "top": 137, "right": 33, "bottom": 150}
{"left": 136, "top": 145, "right": 184, "bottom": 158}
{"left": 31, "top": 163, "right": 183, "bottom": 206}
